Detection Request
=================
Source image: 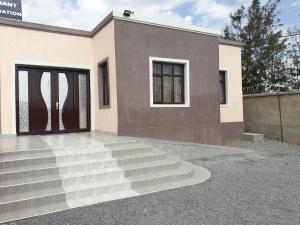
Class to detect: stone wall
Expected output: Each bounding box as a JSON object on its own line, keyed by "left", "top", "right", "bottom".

{"left": 243, "top": 92, "right": 300, "bottom": 145}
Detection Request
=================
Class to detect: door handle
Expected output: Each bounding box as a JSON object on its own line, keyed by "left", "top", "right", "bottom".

{"left": 56, "top": 101, "right": 59, "bottom": 110}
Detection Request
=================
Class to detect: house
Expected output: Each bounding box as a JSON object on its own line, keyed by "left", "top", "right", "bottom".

{"left": 0, "top": 11, "right": 244, "bottom": 145}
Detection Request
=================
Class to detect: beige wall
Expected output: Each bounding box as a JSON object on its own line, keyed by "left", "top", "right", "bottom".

{"left": 219, "top": 44, "right": 244, "bottom": 123}
{"left": 0, "top": 25, "right": 94, "bottom": 134}
{"left": 92, "top": 21, "right": 118, "bottom": 133}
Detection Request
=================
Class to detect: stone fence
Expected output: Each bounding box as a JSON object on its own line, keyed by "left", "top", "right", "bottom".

{"left": 243, "top": 92, "right": 300, "bottom": 145}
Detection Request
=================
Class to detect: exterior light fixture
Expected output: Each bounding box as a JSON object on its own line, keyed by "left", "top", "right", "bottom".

{"left": 123, "top": 10, "right": 134, "bottom": 17}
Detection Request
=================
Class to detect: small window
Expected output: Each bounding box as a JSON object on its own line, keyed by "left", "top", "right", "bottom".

{"left": 219, "top": 71, "right": 227, "bottom": 105}
{"left": 98, "top": 60, "right": 110, "bottom": 107}
{"left": 152, "top": 62, "right": 185, "bottom": 104}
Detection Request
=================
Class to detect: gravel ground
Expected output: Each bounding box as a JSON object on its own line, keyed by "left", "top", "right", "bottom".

{"left": 3, "top": 140, "right": 300, "bottom": 225}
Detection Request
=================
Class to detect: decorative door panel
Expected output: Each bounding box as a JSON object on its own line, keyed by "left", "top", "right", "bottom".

{"left": 60, "top": 72, "right": 78, "bottom": 131}
{"left": 16, "top": 66, "right": 90, "bottom": 135}
{"left": 58, "top": 73, "right": 68, "bottom": 131}
{"left": 28, "top": 69, "right": 49, "bottom": 133}
{"left": 40, "top": 72, "right": 52, "bottom": 131}
{"left": 78, "top": 74, "right": 88, "bottom": 129}
{"left": 18, "top": 71, "right": 29, "bottom": 133}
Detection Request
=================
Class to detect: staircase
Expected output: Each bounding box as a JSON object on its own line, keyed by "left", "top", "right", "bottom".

{"left": 0, "top": 139, "right": 210, "bottom": 223}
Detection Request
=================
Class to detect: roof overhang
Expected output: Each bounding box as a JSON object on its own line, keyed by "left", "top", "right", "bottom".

{"left": 219, "top": 38, "right": 244, "bottom": 47}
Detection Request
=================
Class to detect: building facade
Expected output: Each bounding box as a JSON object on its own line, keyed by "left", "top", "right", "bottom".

{"left": 0, "top": 11, "right": 244, "bottom": 144}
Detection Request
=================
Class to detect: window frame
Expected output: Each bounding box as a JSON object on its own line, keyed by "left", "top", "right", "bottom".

{"left": 149, "top": 57, "right": 190, "bottom": 108}
{"left": 219, "top": 69, "right": 229, "bottom": 106}
{"left": 98, "top": 58, "right": 110, "bottom": 109}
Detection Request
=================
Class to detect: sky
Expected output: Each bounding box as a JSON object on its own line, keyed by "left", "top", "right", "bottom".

{"left": 21, "top": 0, "right": 300, "bottom": 33}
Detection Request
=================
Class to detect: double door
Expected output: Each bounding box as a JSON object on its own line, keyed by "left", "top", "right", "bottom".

{"left": 16, "top": 66, "right": 90, "bottom": 134}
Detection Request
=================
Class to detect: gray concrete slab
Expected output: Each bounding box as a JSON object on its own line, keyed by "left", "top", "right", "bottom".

{"left": 0, "top": 132, "right": 134, "bottom": 153}
{"left": 0, "top": 135, "right": 50, "bottom": 152}
{"left": 242, "top": 133, "right": 264, "bottom": 142}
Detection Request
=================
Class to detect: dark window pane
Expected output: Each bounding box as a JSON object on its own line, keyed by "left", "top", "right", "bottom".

{"left": 163, "top": 76, "right": 173, "bottom": 103}
{"left": 220, "top": 83, "right": 226, "bottom": 104}
{"left": 219, "top": 71, "right": 225, "bottom": 81}
{"left": 153, "top": 76, "right": 162, "bottom": 103}
{"left": 219, "top": 71, "right": 226, "bottom": 104}
{"left": 100, "top": 62, "right": 109, "bottom": 106}
{"left": 163, "top": 64, "right": 172, "bottom": 75}
{"left": 174, "top": 64, "right": 183, "bottom": 76}
{"left": 174, "top": 77, "right": 183, "bottom": 103}
{"left": 153, "top": 63, "right": 161, "bottom": 74}
{"left": 152, "top": 62, "right": 186, "bottom": 104}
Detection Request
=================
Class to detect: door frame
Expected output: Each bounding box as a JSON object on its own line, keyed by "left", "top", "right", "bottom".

{"left": 15, "top": 64, "right": 91, "bottom": 135}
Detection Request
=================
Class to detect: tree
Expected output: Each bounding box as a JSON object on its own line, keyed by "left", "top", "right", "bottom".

{"left": 223, "top": 0, "right": 287, "bottom": 94}
{"left": 286, "top": 28, "right": 300, "bottom": 91}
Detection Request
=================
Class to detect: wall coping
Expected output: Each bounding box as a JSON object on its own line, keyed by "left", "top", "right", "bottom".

{"left": 244, "top": 91, "right": 300, "bottom": 98}
{"left": 0, "top": 17, "right": 91, "bottom": 37}
{"left": 112, "top": 11, "right": 220, "bottom": 37}
{"left": 219, "top": 38, "right": 244, "bottom": 47}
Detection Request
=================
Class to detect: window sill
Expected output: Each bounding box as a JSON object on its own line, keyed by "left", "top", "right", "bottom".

{"left": 220, "top": 104, "right": 230, "bottom": 108}
{"left": 150, "top": 103, "right": 190, "bottom": 108}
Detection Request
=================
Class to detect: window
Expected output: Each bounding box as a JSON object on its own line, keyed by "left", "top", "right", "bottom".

{"left": 219, "top": 71, "right": 227, "bottom": 105}
{"left": 98, "top": 60, "right": 110, "bottom": 107}
{"left": 150, "top": 57, "right": 190, "bottom": 107}
{"left": 152, "top": 62, "right": 185, "bottom": 104}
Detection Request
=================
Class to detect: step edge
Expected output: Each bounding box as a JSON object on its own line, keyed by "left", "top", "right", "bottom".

{"left": 0, "top": 145, "right": 155, "bottom": 163}
{"left": 0, "top": 150, "right": 165, "bottom": 174}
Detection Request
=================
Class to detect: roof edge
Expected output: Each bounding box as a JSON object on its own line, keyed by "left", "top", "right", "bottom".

{"left": 0, "top": 17, "right": 91, "bottom": 37}
{"left": 112, "top": 11, "right": 221, "bottom": 37}
{"left": 91, "top": 12, "right": 113, "bottom": 36}
{"left": 219, "top": 38, "right": 244, "bottom": 47}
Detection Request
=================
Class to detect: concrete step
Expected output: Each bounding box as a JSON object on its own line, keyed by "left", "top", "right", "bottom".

{"left": 68, "top": 163, "right": 194, "bottom": 209}
{"left": 104, "top": 143, "right": 154, "bottom": 156}
{"left": 242, "top": 133, "right": 264, "bottom": 142}
{"left": 0, "top": 144, "right": 154, "bottom": 172}
{"left": 0, "top": 157, "right": 180, "bottom": 203}
{"left": 0, "top": 190, "right": 137, "bottom": 223}
{"left": 0, "top": 138, "right": 138, "bottom": 158}
{"left": 0, "top": 143, "right": 152, "bottom": 162}
{"left": 0, "top": 163, "right": 192, "bottom": 222}
{"left": 103, "top": 139, "right": 137, "bottom": 147}
{"left": 0, "top": 144, "right": 103, "bottom": 156}
{"left": 0, "top": 150, "right": 167, "bottom": 186}
{"left": 0, "top": 149, "right": 166, "bottom": 175}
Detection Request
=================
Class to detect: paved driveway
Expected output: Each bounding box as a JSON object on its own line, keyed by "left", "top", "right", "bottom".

{"left": 3, "top": 140, "right": 300, "bottom": 225}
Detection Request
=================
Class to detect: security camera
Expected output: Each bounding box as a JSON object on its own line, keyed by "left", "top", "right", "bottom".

{"left": 123, "top": 10, "right": 134, "bottom": 17}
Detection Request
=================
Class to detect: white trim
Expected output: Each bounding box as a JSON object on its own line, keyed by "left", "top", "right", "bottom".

{"left": 10, "top": 61, "right": 95, "bottom": 135}
{"left": 219, "top": 69, "right": 230, "bottom": 107}
{"left": 113, "top": 11, "right": 220, "bottom": 37}
{"left": 149, "top": 57, "right": 190, "bottom": 108}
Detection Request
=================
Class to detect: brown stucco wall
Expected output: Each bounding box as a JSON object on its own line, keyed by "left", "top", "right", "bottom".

{"left": 221, "top": 122, "right": 244, "bottom": 143}
{"left": 114, "top": 20, "right": 223, "bottom": 145}
{"left": 244, "top": 92, "right": 300, "bottom": 145}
